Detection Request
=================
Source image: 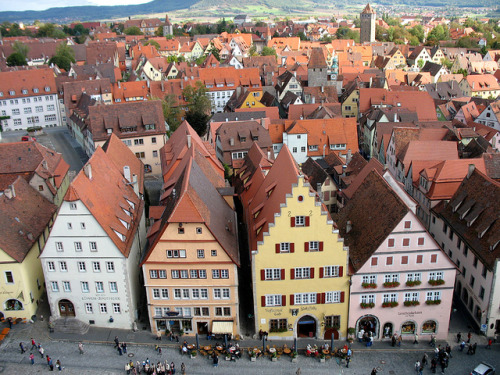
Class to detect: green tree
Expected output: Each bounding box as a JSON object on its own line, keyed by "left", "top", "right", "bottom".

{"left": 48, "top": 43, "right": 76, "bottom": 71}
{"left": 155, "top": 26, "right": 164, "bottom": 37}
{"left": 261, "top": 46, "right": 277, "bottom": 57}
{"left": 161, "top": 94, "right": 181, "bottom": 134}
{"left": 12, "top": 41, "right": 29, "bottom": 60}
{"left": 124, "top": 26, "right": 143, "bottom": 35}
{"left": 297, "top": 31, "right": 308, "bottom": 41}
{"left": 37, "top": 23, "right": 65, "bottom": 38}
{"left": 417, "top": 59, "right": 424, "bottom": 68}
{"left": 183, "top": 81, "right": 212, "bottom": 137}
{"left": 6, "top": 53, "right": 27, "bottom": 66}
{"left": 144, "top": 40, "right": 160, "bottom": 50}
{"left": 409, "top": 25, "right": 425, "bottom": 43}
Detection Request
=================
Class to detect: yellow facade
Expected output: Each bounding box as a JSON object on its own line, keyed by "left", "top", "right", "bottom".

{"left": 143, "top": 223, "right": 239, "bottom": 337}
{"left": 0, "top": 225, "right": 50, "bottom": 320}
{"left": 240, "top": 90, "right": 265, "bottom": 109}
{"left": 342, "top": 90, "right": 359, "bottom": 118}
{"left": 253, "top": 177, "right": 349, "bottom": 340}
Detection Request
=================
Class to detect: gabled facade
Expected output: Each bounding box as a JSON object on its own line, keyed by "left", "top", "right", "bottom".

{"left": 237, "top": 145, "right": 349, "bottom": 340}
{"left": 337, "top": 170, "right": 456, "bottom": 340}
{"left": 475, "top": 100, "right": 500, "bottom": 132}
{"left": 40, "top": 136, "right": 146, "bottom": 329}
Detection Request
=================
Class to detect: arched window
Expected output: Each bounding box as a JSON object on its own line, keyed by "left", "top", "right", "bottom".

{"left": 401, "top": 321, "right": 416, "bottom": 335}
{"left": 4, "top": 299, "right": 24, "bottom": 311}
{"left": 422, "top": 320, "right": 437, "bottom": 334}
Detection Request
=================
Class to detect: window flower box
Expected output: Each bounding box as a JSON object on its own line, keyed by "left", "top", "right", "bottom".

{"left": 361, "top": 283, "right": 377, "bottom": 289}
{"left": 382, "top": 301, "right": 399, "bottom": 308}
{"left": 425, "top": 299, "right": 441, "bottom": 305}
{"left": 403, "top": 300, "right": 420, "bottom": 306}
{"left": 405, "top": 280, "right": 422, "bottom": 287}
{"left": 428, "top": 279, "right": 445, "bottom": 286}
{"left": 360, "top": 302, "right": 375, "bottom": 309}
{"left": 383, "top": 281, "right": 400, "bottom": 288}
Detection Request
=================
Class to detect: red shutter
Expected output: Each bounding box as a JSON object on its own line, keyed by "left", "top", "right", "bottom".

{"left": 290, "top": 294, "right": 294, "bottom": 305}
{"left": 431, "top": 254, "right": 437, "bottom": 263}
{"left": 305, "top": 216, "right": 310, "bottom": 226}
{"left": 280, "top": 269, "right": 285, "bottom": 280}
{"left": 322, "top": 293, "right": 326, "bottom": 304}
{"left": 304, "top": 242, "right": 309, "bottom": 252}
{"left": 290, "top": 243, "right": 295, "bottom": 253}
{"left": 319, "top": 242, "right": 324, "bottom": 251}
{"left": 281, "top": 295, "right": 286, "bottom": 306}
{"left": 261, "top": 269, "right": 266, "bottom": 280}
{"left": 340, "top": 291, "right": 345, "bottom": 303}
{"left": 417, "top": 255, "right": 423, "bottom": 263}
{"left": 316, "top": 293, "right": 321, "bottom": 303}
{"left": 261, "top": 296, "right": 266, "bottom": 307}
{"left": 290, "top": 269, "right": 295, "bottom": 279}
{"left": 275, "top": 243, "right": 280, "bottom": 253}
{"left": 319, "top": 267, "right": 324, "bottom": 278}
{"left": 339, "top": 266, "right": 343, "bottom": 277}
{"left": 310, "top": 267, "right": 315, "bottom": 279}
{"left": 290, "top": 217, "right": 295, "bottom": 227}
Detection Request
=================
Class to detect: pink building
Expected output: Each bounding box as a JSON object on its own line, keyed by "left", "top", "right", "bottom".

{"left": 337, "top": 170, "right": 456, "bottom": 340}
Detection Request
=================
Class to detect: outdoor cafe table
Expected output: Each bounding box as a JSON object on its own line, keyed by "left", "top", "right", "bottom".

{"left": 187, "top": 345, "right": 195, "bottom": 350}
{"left": 268, "top": 348, "right": 276, "bottom": 353}
{"left": 283, "top": 348, "right": 291, "bottom": 354}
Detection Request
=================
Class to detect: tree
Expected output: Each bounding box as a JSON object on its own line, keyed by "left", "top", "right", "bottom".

{"left": 155, "top": 26, "right": 164, "bottom": 37}
{"left": 144, "top": 40, "right": 160, "bottom": 50}
{"left": 161, "top": 94, "right": 181, "bottom": 134}
{"left": 48, "top": 42, "right": 76, "bottom": 71}
{"left": 417, "top": 59, "right": 424, "bottom": 69}
{"left": 37, "top": 23, "right": 65, "bottom": 38}
{"left": 124, "top": 26, "right": 143, "bottom": 35}
{"left": 261, "top": 46, "right": 277, "bottom": 57}
{"left": 409, "top": 25, "right": 425, "bottom": 43}
{"left": 183, "top": 81, "right": 212, "bottom": 137}
{"left": 297, "top": 31, "right": 308, "bottom": 41}
{"left": 6, "top": 53, "right": 27, "bottom": 67}
{"left": 13, "top": 41, "right": 29, "bottom": 60}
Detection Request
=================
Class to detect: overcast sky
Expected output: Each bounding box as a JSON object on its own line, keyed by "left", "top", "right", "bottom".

{"left": 0, "top": 0, "right": 151, "bottom": 12}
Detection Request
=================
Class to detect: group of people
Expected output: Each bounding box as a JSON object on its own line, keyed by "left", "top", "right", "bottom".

{"left": 390, "top": 333, "right": 403, "bottom": 347}
{"left": 415, "top": 344, "right": 452, "bottom": 374}
{"left": 124, "top": 359, "right": 185, "bottom": 375}
{"left": 357, "top": 328, "right": 374, "bottom": 346}
{"left": 114, "top": 336, "right": 129, "bottom": 356}
{"left": 21, "top": 338, "right": 62, "bottom": 371}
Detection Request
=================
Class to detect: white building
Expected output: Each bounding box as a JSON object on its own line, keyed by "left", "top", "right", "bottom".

{"left": 429, "top": 167, "right": 500, "bottom": 339}
{"left": 41, "top": 134, "right": 146, "bottom": 329}
{"left": 0, "top": 68, "right": 62, "bottom": 131}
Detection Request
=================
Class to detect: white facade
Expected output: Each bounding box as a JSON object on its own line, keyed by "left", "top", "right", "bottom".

{"left": 0, "top": 94, "right": 62, "bottom": 131}
{"left": 207, "top": 90, "right": 234, "bottom": 113}
{"left": 475, "top": 105, "right": 500, "bottom": 132}
{"left": 41, "top": 200, "right": 145, "bottom": 329}
{"left": 283, "top": 132, "right": 308, "bottom": 164}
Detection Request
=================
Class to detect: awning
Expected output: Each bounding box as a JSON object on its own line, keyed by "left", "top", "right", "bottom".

{"left": 211, "top": 320, "right": 234, "bottom": 334}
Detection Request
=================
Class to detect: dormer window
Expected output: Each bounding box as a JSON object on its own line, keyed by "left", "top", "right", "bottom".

{"left": 33, "top": 88, "right": 39, "bottom": 93}
{"left": 22, "top": 89, "right": 28, "bottom": 95}
{"left": 144, "top": 124, "right": 155, "bottom": 130}
{"left": 107, "top": 129, "right": 112, "bottom": 134}
{"left": 9, "top": 90, "right": 15, "bottom": 95}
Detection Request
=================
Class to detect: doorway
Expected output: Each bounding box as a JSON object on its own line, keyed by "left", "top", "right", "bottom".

{"left": 383, "top": 322, "right": 393, "bottom": 338}
{"left": 297, "top": 315, "right": 316, "bottom": 338}
{"left": 356, "top": 315, "right": 379, "bottom": 338}
{"left": 58, "top": 299, "right": 75, "bottom": 317}
{"left": 197, "top": 322, "right": 208, "bottom": 335}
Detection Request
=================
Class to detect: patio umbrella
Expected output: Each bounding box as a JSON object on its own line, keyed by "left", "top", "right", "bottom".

{"left": 262, "top": 335, "right": 266, "bottom": 351}
{"left": 331, "top": 334, "right": 334, "bottom": 350}
{"left": 294, "top": 337, "right": 297, "bottom": 351}
{"left": 224, "top": 334, "right": 228, "bottom": 349}
{"left": 196, "top": 333, "right": 199, "bottom": 350}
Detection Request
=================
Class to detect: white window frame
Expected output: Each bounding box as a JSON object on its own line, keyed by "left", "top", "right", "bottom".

{"left": 280, "top": 242, "right": 290, "bottom": 253}
{"left": 95, "top": 281, "right": 104, "bottom": 293}
{"left": 428, "top": 271, "right": 444, "bottom": 281}
{"left": 360, "top": 294, "right": 375, "bottom": 304}
{"left": 324, "top": 266, "right": 339, "bottom": 278}
{"left": 294, "top": 216, "right": 305, "bottom": 226}
{"left": 294, "top": 267, "right": 311, "bottom": 279}
{"left": 294, "top": 292, "right": 317, "bottom": 305}
{"left": 51, "top": 281, "right": 59, "bottom": 292}
{"left": 362, "top": 275, "right": 376, "bottom": 284}
{"left": 47, "top": 261, "right": 56, "bottom": 272}
{"left": 109, "top": 282, "right": 118, "bottom": 293}
{"left": 92, "top": 262, "right": 101, "bottom": 272}
{"left": 106, "top": 262, "right": 115, "bottom": 272}
{"left": 81, "top": 281, "right": 89, "bottom": 293}
{"left": 265, "top": 295, "right": 282, "bottom": 306}
{"left": 265, "top": 268, "right": 281, "bottom": 280}
{"left": 308, "top": 241, "right": 320, "bottom": 251}
{"left": 325, "top": 291, "right": 341, "bottom": 304}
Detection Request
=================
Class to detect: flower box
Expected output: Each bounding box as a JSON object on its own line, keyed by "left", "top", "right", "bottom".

{"left": 425, "top": 299, "right": 442, "bottom": 305}
{"left": 383, "top": 281, "right": 400, "bottom": 288}
{"left": 428, "top": 279, "right": 445, "bottom": 286}
{"left": 382, "top": 301, "right": 399, "bottom": 308}
{"left": 250, "top": 356, "right": 257, "bottom": 362}
{"left": 360, "top": 302, "right": 375, "bottom": 309}
{"left": 405, "top": 280, "right": 422, "bottom": 287}
{"left": 403, "top": 300, "right": 420, "bottom": 306}
{"left": 361, "top": 283, "right": 377, "bottom": 289}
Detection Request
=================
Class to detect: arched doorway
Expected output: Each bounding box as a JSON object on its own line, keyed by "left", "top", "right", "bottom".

{"left": 4, "top": 299, "right": 24, "bottom": 311}
{"left": 356, "top": 315, "right": 380, "bottom": 338}
{"left": 297, "top": 315, "right": 316, "bottom": 338}
{"left": 59, "top": 299, "right": 75, "bottom": 317}
{"left": 382, "top": 322, "right": 393, "bottom": 338}
{"left": 324, "top": 328, "right": 339, "bottom": 340}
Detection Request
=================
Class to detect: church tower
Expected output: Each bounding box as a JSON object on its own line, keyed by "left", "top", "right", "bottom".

{"left": 163, "top": 14, "right": 173, "bottom": 37}
{"left": 360, "top": 3, "right": 376, "bottom": 43}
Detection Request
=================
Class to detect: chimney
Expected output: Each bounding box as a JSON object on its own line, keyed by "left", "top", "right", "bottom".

{"left": 4, "top": 184, "right": 15, "bottom": 199}
{"left": 394, "top": 113, "right": 398, "bottom": 122}
{"left": 472, "top": 82, "right": 475, "bottom": 90}
{"left": 123, "top": 166, "right": 131, "bottom": 183}
{"left": 132, "top": 174, "right": 139, "bottom": 197}
{"left": 42, "top": 160, "right": 48, "bottom": 169}
{"left": 281, "top": 56, "right": 286, "bottom": 66}
{"left": 147, "top": 80, "right": 150, "bottom": 88}
{"left": 187, "top": 134, "right": 192, "bottom": 148}
{"left": 321, "top": 86, "right": 324, "bottom": 93}
{"left": 346, "top": 149, "right": 352, "bottom": 164}
{"left": 369, "top": 76, "right": 373, "bottom": 87}
{"left": 84, "top": 163, "right": 92, "bottom": 180}
{"left": 312, "top": 96, "right": 315, "bottom": 104}
{"left": 346, "top": 220, "right": 352, "bottom": 233}
{"left": 230, "top": 138, "right": 235, "bottom": 146}
{"left": 467, "top": 164, "right": 475, "bottom": 178}
{"left": 117, "top": 81, "right": 121, "bottom": 88}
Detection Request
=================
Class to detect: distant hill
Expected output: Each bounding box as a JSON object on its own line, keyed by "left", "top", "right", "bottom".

{"left": 0, "top": 0, "right": 498, "bottom": 23}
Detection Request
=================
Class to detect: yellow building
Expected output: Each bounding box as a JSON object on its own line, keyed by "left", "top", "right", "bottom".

{"left": 0, "top": 177, "right": 56, "bottom": 320}
{"left": 237, "top": 145, "right": 349, "bottom": 340}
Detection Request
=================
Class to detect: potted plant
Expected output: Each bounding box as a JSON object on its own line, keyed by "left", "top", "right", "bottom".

{"left": 383, "top": 281, "right": 400, "bottom": 288}
{"left": 190, "top": 350, "right": 197, "bottom": 359}
{"left": 428, "top": 279, "right": 445, "bottom": 286}
{"left": 405, "top": 280, "right": 422, "bottom": 287}
{"left": 179, "top": 329, "right": 185, "bottom": 336}
{"left": 403, "top": 300, "right": 420, "bottom": 306}
{"left": 361, "top": 282, "right": 377, "bottom": 289}
{"left": 291, "top": 351, "right": 298, "bottom": 363}
{"left": 319, "top": 353, "right": 326, "bottom": 363}
{"left": 225, "top": 353, "right": 231, "bottom": 361}
{"left": 425, "top": 299, "right": 442, "bottom": 305}
{"left": 271, "top": 351, "right": 278, "bottom": 362}
{"left": 360, "top": 302, "right": 375, "bottom": 309}
{"left": 250, "top": 351, "right": 257, "bottom": 362}
{"left": 382, "top": 301, "right": 399, "bottom": 308}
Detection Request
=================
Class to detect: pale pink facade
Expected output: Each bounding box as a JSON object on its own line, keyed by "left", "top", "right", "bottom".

{"left": 348, "top": 211, "right": 456, "bottom": 340}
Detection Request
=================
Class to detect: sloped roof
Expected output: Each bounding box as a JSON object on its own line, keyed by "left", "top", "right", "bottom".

{"left": 0, "top": 68, "right": 56, "bottom": 99}
{"left": 342, "top": 158, "right": 384, "bottom": 200}
{"left": 0, "top": 177, "right": 57, "bottom": 263}
{"left": 400, "top": 141, "right": 459, "bottom": 173}
{"left": 301, "top": 157, "right": 330, "bottom": 190}
{"left": 361, "top": 3, "right": 376, "bottom": 14}
{"left": 336, "top": 171, "right": 409, "bottom": 272}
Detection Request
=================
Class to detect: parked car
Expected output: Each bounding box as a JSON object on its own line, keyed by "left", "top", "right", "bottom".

{"left": 471, "top": 362, "right": 495, "bottom": 375}
{"left": 21, "top": 136, "right": 36, "bottom": 141}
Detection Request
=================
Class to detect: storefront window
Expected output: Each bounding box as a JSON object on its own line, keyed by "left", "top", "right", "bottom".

{"left": 4, "top": 299, "right": 23, "bottom": 311}
{"left": 182, "top": 320, "right": 192, "bottom": 332}
{"left": 401, "top": 321, "right": 416, "bottom": 334}
{"left": 422, "top": 320, "right": 437, "bottom": 334}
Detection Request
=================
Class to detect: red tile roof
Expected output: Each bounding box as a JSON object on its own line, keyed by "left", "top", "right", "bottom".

{"left": 0, "top": 68, "right": 56, "bottom": 99}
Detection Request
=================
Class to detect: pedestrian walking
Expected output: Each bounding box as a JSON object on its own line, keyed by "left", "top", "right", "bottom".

{"left": 371, "top": 368, "right": 378, "bottom": 375}
{"left": 430, "top": 334, "right": 436, "bottom": 347}
{"left": 445, "top": 344, "right": 452, "bottom": 358}
{"left": 156, "top": 330, "right": 162, "bottom": 341}
{"left": 440, "top": 360, "right": 446, "bottom": 374}
{"left": 56, "top": 359, "right": 62, "bottom": 371}
{"left": 422, "top": 353, "right": 428, "bottom": 367}
{"left": 78, "top": 342, "right": 84, "bottom": 354}
{"left": 29, "top": 353, "right": 34, "bottom": 365}
{"left": 39, "top": 345, "right": 44, "bottom": 358}
{"left": 31, "top": 338, "right": 36, "bottom": 350}
{"left": 122, "top": 342, "right": 127, "bottom": 353}
{"left": 158, "top": 347, "right": 162, "bottom": 355}
{"left": 171, "top": 361, "right": 175, "bottom": 374}
{"left": 486, "top": 339, "right": 492, "bottom": 349}
{"left": 415, "top": 360, "right": 421, "bottom": 374}
{"left": 391, "top": 335, "right": 396, "bottom": 347}
{"left": 467, "top": 331, "right": 471, "bottom": 343}
{"left": 212, "top": 354, "right": 218, "bottom": 367}
{"left": 125, "top": 362, "right": 131, "bottom": 374}
{"left": 431, "top": 357, "right": 437, "bottom": 373}
{"left": 118, "top": 345, "right": 123, "bottom": 356}
{"left": 414, "top": 333, "right": 419, "bottom": 344}
{"left": 7, "top": 317, "right": 12, "bottom": 329}
{"left": 460, "top": 341, "right": 465, "bottom": 351}
{"left": 48, "top": 357, "right": 54, "bottom": 371}
{"left": 346, "top": 355, "right": 350, "bottom": 368}
{"left": 114, "top": 336, "right": 119, "bottom": 348}
{"left": 19, "top": 342, "right": 25, "bottom": 354}
{"left": 296, "top": 368, "right": 302, "bottom": 375}
{"left": 181, "top": 362, "right": 186, "bottom": 375}
{"left": 456, "top": 332, "right": 461, "bottom": 343}
{"left": 467, "top": 343, "right": 473, "bottom": 355}
{"left": 398, "top": 334, "right": 402, "bottom": 347}
{"left": 472, "top": 342, "right": 477, "bottom": 354}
